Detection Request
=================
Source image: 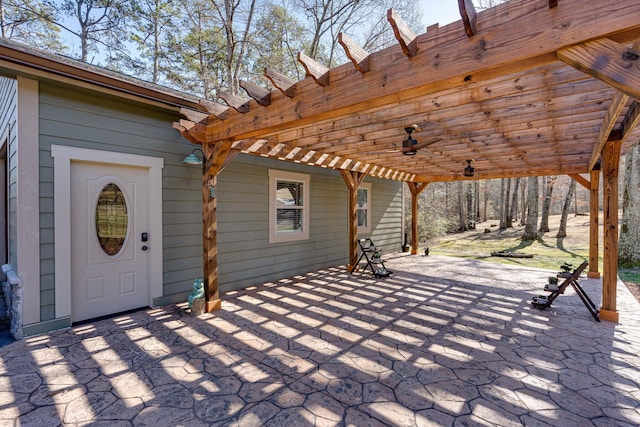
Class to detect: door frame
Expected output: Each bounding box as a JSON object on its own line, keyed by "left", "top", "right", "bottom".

{"left": 52, "top": 145, "right": 164, "bottom": 319}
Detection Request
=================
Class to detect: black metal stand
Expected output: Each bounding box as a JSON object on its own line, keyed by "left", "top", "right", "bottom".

{"left": 531, "top": 260, "right": 599, "bottom": 321}
{"left": 351, "top": 238, "right": 392, "bottom": 278}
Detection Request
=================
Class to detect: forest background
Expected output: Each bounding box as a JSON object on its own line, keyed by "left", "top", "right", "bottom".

{"left": 1, "top": 0, "right": 639, "bottom": 276}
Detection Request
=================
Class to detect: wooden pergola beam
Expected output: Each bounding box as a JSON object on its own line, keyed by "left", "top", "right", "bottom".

{"left": 339, "top": 33, "right": 370, "bottom": 74}
{"left": 218, "top": 91, "right": 251, "bottom": 113}
{"left": 458, "top": 0, "right": 477, "bottom": 37}
{"left": 240, "top": 80, "right": 271, "bottom": 106}
{"left": 298, "top": 52, "right": 329, "bottom": 86}
{"left": 180, "top": 107, "right": 209, "bottom": 124}
{"left": 264, "top": 68, "right": 297, "bottom": 98}
{"left": 557, "top": 38, "right": 640, "bottom": 100}
{"left": 205, "top": 1, "right": 640, "bottom": 143}
{"left": 569, "top": 173, "right": 590, "bottom": 190}
{"left": 588, "top": 90, "right": 628, "bottom": 171}
{"left": 621, "top": 100, "right": 640, "bottom": 146}
{"left": 387, "top": 9, "right": 418, "bottom": 57}
{"left": 199, "top": 99, "right": 229, "bottom": 120}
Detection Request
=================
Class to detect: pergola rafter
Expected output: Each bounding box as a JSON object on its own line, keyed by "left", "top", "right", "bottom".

{"left": 173, "top": 0, "right": 640, "bottom": 322}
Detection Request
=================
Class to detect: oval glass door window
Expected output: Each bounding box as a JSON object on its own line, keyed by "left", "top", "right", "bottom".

{"left": 95, "top": 183, "right": 128, "bottom": 256}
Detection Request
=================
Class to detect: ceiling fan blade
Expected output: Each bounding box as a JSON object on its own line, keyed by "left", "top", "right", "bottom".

{"left": 401, "top": 137, "right": 443, "bottom": 153}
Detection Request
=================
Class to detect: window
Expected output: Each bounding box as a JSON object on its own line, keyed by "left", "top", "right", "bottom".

{"left": 269, "top": 170, "right": 310, "bottom": 243}
{"left": 357, "top": 182, "right": 371, "bottom": 234}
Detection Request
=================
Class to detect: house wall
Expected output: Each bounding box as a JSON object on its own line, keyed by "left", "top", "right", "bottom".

{"left": 210, "top": 156, "right": 403, "bottom": 294}
{"left": 0, "top": 76, "right": 17, "bottom": 268}
{"left": 37, "top": 82, "right": 197, "bottom": 325}
{"left": 24, "top": 79, "right": 402, "bottom": 333}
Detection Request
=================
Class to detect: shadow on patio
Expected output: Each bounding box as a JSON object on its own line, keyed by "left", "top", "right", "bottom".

{"left": 1, "top": 254, "right": 639, "bottom": 426}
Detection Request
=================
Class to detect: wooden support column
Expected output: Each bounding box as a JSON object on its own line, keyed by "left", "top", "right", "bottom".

{"left": 341, "top": 170, "right": 366, "bottom": 271}
{"left": 588, "top": 168, "right": 601, "bottom": 279}
{"left": 201, "top": 140, "right": 234, "bottom": 313}
{"left": 601, "top": 139, "right": 622, "bottom": 322}
{"left": 407, "top": 182, "right": 429, "bottom": 255}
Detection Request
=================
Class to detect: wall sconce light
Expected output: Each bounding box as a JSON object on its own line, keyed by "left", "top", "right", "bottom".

{"left": 183, "top": 148, "right": 206, "bottom": 174}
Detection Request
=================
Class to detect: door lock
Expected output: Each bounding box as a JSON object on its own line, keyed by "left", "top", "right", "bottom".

{"left": 141, "top": 232, "right": 148, "bottom": 242}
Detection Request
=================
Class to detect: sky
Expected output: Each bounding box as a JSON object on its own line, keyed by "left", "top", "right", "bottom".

{"left": 419, "top": 0, "right": 462, "bottom": 28}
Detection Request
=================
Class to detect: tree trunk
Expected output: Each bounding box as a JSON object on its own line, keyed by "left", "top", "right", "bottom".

{"left": 475, "top": 181, "right": 480, "bottom": 224}
{"left": 509, "top": 177, "right": 520, "bottom": 225}
{"left": 522, "top": 176, "right": 539, "bottom": 240}
{"left": 520, "top": 178, "right": 527, "bottom": 226}
{"left": 504, "top": 178, "right": 512, "bottom": 228}
{"left": 499, "top": 178, "right": 506, "bottom": 229}
{"left": 556, "top": 180, "right": 576, "bottom": 238}
{"left": 539, "top": 176, "right": 556, "bottom": 234}
{"left": 619, "top": 143, "right": 640, "bottom": 267}
{"left": 483, "top": 180, "right": 489, "bottom": 222}
{"left": 458, "top": 181, "right": 467, "bottom": 231}
{"left": 466, "top": 182, "right": 473, "bottom": 227}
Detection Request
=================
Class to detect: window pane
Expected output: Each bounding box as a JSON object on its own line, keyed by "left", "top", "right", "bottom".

{"left": 95, "top": 183, "right": 128, "bottom": 256}
{"left": 277, "top": 208, "right": 303, "bottom": 232}
{"left": 357, "top": 188, "right": 368, "bottom": 208}
{"left": 357, "top": 209, "right": 367, "bottom": 228}
{"left": 277, "top": 181, "right": 303, "bottom": 207}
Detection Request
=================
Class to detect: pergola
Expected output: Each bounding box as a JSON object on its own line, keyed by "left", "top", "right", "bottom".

{"left": 173, "top": 0, "right": 640, "bottom": 322}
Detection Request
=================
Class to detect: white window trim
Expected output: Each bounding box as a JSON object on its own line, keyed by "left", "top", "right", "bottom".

{"left": 357, "top": 182, "right": 372, "bottom": 234}
{"left": 269, "top": 169, "right": 310, "bottom": 243}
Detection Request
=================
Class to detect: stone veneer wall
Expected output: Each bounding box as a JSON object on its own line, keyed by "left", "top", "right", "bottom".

{"left": 2, "top": 264, "right": 23, "bottom": 340}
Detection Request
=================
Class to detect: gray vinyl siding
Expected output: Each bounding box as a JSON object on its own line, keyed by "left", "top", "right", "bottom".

{"left": 33, "top": 80, "right": 402, "bottom": 318}
{"left": 215, "top": 155, "right": 403, "bottom": 293}
{"left": 0, "top": 76, "right": 17, "bottom": 268}
{"left": 37, "top": 82, "right": 200, "bottom": 319}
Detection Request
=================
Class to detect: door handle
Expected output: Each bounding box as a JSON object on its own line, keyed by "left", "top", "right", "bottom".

{"left": 141, "top": 245, "right": 148, "bottom": 251}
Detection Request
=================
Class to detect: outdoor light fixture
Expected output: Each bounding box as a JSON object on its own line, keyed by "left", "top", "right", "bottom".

{"left": 402, "top": 126, "right": 418, "bottom": 155}
{"left": 183, "top": 148, "right": 206, "bottom": 174}
{"left": 463, "top": 159, "right": 475, "bottom": 177}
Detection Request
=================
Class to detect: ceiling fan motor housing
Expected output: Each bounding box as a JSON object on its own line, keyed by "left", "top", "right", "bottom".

{"left": 402, "top": 135, "right": 417, "bottom": 154}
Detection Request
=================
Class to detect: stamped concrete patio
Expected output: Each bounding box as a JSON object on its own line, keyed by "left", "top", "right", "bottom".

{"left": 1, "top": 254, "right": 639, "bottom": 426}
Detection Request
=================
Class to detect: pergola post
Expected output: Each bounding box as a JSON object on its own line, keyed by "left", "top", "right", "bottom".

{"left": 341, "top": 171, "right": 366, "bottom": 271}
{"left": 600, "top": 139, "right": 622, "bottom": 322}
{"left": 588, "top": 168, "right": 601, "bottom": 279}
{"left": 201, "top": 141, "right": 234, "bottom": 313}
{"left": 406, "top": 182, "right": 429, "bottom": 255}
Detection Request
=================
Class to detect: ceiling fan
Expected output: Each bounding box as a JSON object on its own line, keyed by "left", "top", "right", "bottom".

{"left": 364, "top": 125, "right": 442, "bottom": 155}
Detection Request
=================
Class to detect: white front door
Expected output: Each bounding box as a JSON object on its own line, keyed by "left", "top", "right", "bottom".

{"left": 71, "top": 161, "right": 150, "bottom": 322}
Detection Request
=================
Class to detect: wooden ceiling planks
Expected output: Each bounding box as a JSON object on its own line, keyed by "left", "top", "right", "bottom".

{"left": 174, "top": 0, "right": 640, "bottom": 183}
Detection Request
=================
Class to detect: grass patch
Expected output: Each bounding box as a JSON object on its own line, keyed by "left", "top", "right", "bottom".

{"left": 619, "top": 269, "right": 640, "bottom": 285}
{"left": 424, "top": 215, "right": 595, "bottom": 272}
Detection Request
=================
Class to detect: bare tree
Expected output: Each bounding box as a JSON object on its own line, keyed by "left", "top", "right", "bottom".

{"left": 519, "top": 178, "right": 527, "bottom": 226}
{"left": 1, "top": 0, "right": 64, "bottom": 50}
{"left": 619, "top": 143, "right": 640, "bottom": 267}
{"left": 508, "top": 177, "right": 520, "bottom": 226}
{"left": 556, "top": 180, "right": 575, "bottom": 238}
{"left": 522, "top": 176, "right": 538, "bottom": 240}
{"left": 125, "top": 0, "right": 180, "bottom": 83}
{"left": 458, "top": 181, "right": 467, "bottom": 231}
{"left": 208, "top": 0, "right": 258, "bottom": 94}
{"left": 538, "top": 176, "right": 556, "bottom": 234}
